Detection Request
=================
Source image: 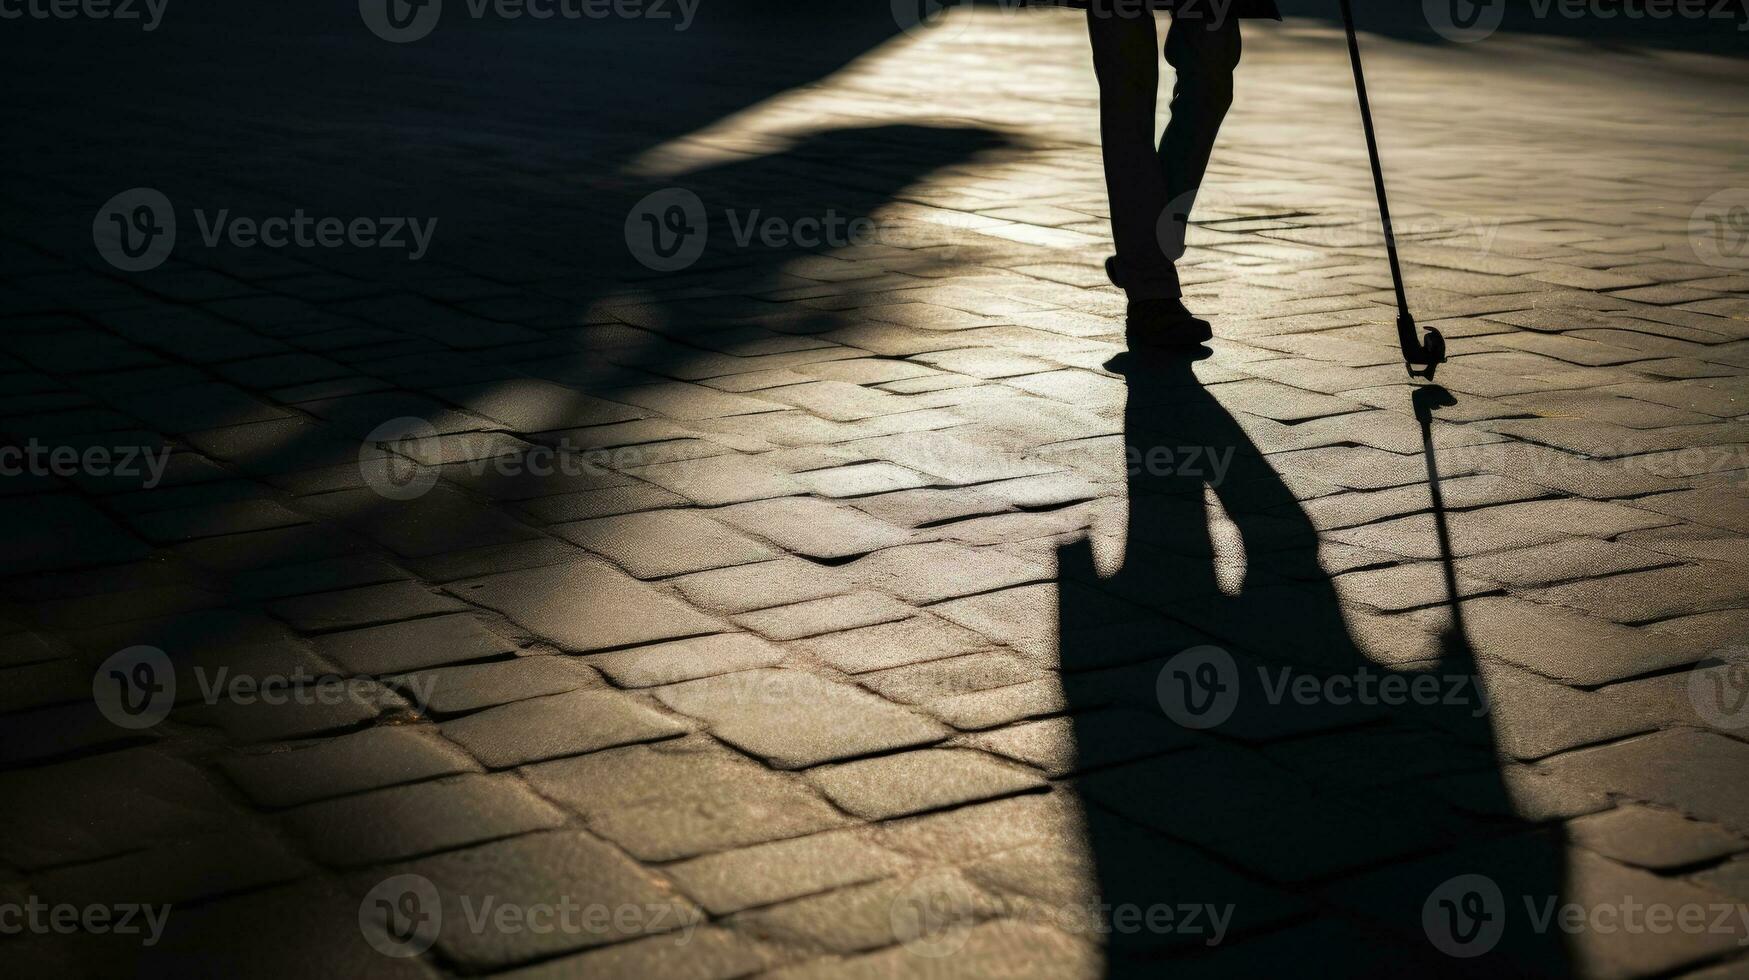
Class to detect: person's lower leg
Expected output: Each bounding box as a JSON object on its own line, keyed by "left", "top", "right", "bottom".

{"left": 1088, "top": 7, "right": 1181, "bottom": 301}
{"left": 1159, "top": 12, "right": 1240, "bottom": 262}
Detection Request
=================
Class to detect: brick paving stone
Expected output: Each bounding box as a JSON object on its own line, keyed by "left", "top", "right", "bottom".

{"left": 492, "top": 928, "right": 781, "bottom": 980}
{"left": 522, "top": 739, "right": 847, "bottom": 861}
{"left": 440, "top": 689, "right": 689, "bottom": 768}
{"left": 1522, "top": 562, "right": 1749, "bottom": 625}
{"left": 1455, "top": 595, "right": 1714, "bottom": 686}
{"left": 219, "top": 725, "right": 479, "bottom": 807}
{"left": 624, "top": 454, "right": 805, "bottom": 506}
{"left": 1567, "top": 804, "right": 1747, "bottom": 871}
{"left": 711, "top": 496, "right": 912, "bottom": 560}
{"left": 729, "top": 874, "right": 997, "bottom": 956}
{"left": 796, "top": 615, "right": 993, "bottom": 674}
{"left": 847, "top": 541, "right": 1052, "bottom": 605}
{"left": 654, "top": 669, "right": 949, "bottom": 769}
{"left": 32, "top": 830, "right": 309, "bottom": 908}
{"left": 1543, "top": 730, "right": 1749, "bottom": 836}
{"left": 733, "top": 592, "right": 915, "bottom": 641}
{"left": 587, "top": 633, "right": 787, "bottom": 688}
{"left": 552, "top": 509, "right": 778, "bottom": 579}
{"left": 667, "top": 558, "right": 852, "bottom": 614}
{"left": 314, "top": 612, "right": 518, "bottom": 674}
{"left": 855, "top": 651, "right": 1045, "bottom": 705}
{"left": 448, "top": 560, "right": 723, "bottom": 652}
{"left": 664, "top": 829, "right": 909, "bottom": 915}
{"left": 805, "top": 748, "right": 1048, "bottom": 820}
{"left": 391, "top": 655, "right": 599, "bottom": 715}
{"left": 796, "top": 461, "right": 936, "bottom": 498}
{"left": 0, "top": 748, "right": 236, "bottom": 869}
{"left": 268, "top": 580, "right": 468, "bottom": 632}
{"left": 284, "top": 773, "right": 566, "bottom": 867}
{"left": 373, "top": 830, "right": 701, "bottom": 970}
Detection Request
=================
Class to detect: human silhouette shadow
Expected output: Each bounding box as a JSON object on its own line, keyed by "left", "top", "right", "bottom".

{"left": 1053, "top": 353, "right": 1573, "bottom": 976}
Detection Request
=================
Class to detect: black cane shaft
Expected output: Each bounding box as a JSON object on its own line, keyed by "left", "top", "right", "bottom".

{"left": 1338, "top": 0, "right": 1410, "bottom": 316}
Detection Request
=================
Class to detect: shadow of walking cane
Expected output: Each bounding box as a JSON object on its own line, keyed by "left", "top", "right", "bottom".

{"left": 1413, "top": 385, "right": 1463, "bottom": 637}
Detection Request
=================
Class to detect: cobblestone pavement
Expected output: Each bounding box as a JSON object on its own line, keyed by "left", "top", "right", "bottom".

{"left": 2, "top": 4, "right": 1748, "bottom": 977}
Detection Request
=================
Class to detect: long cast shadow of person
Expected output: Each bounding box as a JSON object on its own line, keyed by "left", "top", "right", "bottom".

{"left": 1052, "top": 351, "right": 1573, "bottom": 977}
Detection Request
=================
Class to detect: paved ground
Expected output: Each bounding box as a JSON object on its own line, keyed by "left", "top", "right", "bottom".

{"left": 2, "top": 3, "right": 1748, "bottom": 977}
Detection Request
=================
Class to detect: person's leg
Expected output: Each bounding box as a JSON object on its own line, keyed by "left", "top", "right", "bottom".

{"left": 1086, "top": 4, "right": 1181, "bottom": 301}
{"left": 1160, "top": 6, "right": 1242, "bottom": 262}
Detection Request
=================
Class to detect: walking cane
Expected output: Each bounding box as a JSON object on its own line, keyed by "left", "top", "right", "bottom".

{"left": 1337, "top": 0, "right": 1446, "bottom": 380}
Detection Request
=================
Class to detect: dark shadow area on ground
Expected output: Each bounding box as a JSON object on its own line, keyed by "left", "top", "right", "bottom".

{"left": 1055, "top": 357, "right": 1574, "bottom": 975}
{"left": 0, "top": 5, "right": 1016, "bottom": 973}
{"left": 1273, "top": 0, "right": 1747, "bottom": 55}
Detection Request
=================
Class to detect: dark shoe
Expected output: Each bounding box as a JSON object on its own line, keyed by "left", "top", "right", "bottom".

{"left": 1105, "top": 255, "right": 1126, "bottom": 289}
{"left": 1126, "top": 297, "right": 1212, "bottom": 347}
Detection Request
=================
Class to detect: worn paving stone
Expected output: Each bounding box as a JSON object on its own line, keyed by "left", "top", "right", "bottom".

{"left": 522, "top": 739, "right": 847, "bottom": 861}
{"left": 711, "top": 496, "right": 912, "bottom": 560}
{"left": 373, "top": 830, "right": 701, "bottom": 970}
{"left": 732, "top": 592, "right": 915, "bottom": 641}
{"left": 795, "top": 614, "right": 993, "bottom": 674}
{"left": 448, "top": 560, "right": 723, "bottom": 653}
{"left": 654, "top": 669, "right": 950, "bottom": 769}
{"left": 268, "top": 580, "right": 467, "bottom": 632}
{"left": 393, "top": 655, "right": 599, "bottom": 714}
{"left": 805, "top": 747, "right": 1048, "bottom": 820}
{"left": 440, "top": 689, "right": 689, "bottom": 768}
{"left": 664, "top": 829, "right": 909, "bottom": 915}
{"left": 314, "top": 612, "right": 518, "bottom": 674}
{"left": 587, "top": 633, "right": 787, "bottom": 688}
{"left": 283, "top": 773, "right": 566, "bottom": 867}
{"left": 219, "top": 725, "right": 479, "bottom": 808}
{"left": 667, "top": 558, "right": 852, "bottom": 614}
{"left": 1542, "top": 730, "right": 1749, "bottom": 836}
{"left": 1567, "top": 804, "right": 1746, "bottom": 871}
{"left": 552, "top": 510, "right": 778, "bottom": 579}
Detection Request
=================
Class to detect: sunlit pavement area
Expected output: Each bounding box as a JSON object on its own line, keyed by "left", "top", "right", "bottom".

{"left": 2, "top": 2, "right": 1748, "bottom": 976}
